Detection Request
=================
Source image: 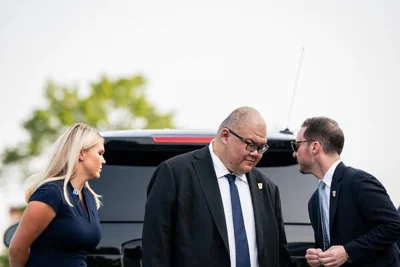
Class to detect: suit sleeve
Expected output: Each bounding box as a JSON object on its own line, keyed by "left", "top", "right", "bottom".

{"left": 142, "top": 161, "right": 177, "bottom": 267}
{"left": 343, "top": 171, "right": 400, "bottom": 263}
{"left": 274, "top": 185, "right": 292, "bottom": 267}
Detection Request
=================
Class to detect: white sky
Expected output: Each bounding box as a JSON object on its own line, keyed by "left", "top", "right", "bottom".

{"left": 0, "top": 0, "right": 399, "bottom": 210}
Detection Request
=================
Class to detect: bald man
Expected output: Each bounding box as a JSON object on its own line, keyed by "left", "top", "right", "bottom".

{"left": 142, "top": 107, "right": 291, "bottom": 267}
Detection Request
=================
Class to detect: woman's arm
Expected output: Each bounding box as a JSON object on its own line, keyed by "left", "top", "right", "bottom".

{"left": 9, "top": 201, "right": 56, "bottom": 267}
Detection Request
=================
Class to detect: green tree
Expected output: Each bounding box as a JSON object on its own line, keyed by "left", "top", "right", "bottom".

{"left": 0, "top": 251, "right": 9, "bottom": 267}
{"left": 1, "top": 74, "right": 175, "bottom": 267}
{"left": 2, "top": 74, "right": 175, "bottom": 165}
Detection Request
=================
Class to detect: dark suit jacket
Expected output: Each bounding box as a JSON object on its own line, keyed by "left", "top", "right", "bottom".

{"left": 308, "top": 162, "right": 400, "bottom": 266}
{"left": 142, "top": 146, "right": 291, "bottom": 267}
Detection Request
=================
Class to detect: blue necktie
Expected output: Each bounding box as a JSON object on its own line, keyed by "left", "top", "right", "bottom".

{"left": 225, "top": 174, "right": 251, "bottom": 267}
{"left": 318, "top": 181, "right": 330, "bottom": 251}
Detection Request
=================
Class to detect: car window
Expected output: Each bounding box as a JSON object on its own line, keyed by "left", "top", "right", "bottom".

{"left": 91, "top": 165, "right": 153, "bottom": 221}
{"left": 89, "top": 142, "right": 316, "bottom": 224}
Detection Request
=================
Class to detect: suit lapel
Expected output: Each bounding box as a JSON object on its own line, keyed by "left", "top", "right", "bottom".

{"left": 329, "top": 162, "right": 346, "bottom": 232}
{"left": 247, "top": 171, "right": 265, "bottom": 255}
{"left": 192, "top": 147, "right": 229, "bottom": 253}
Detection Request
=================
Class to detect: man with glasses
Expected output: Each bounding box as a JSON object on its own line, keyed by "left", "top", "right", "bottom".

{"left": 292, "top": 116, "right": 400, "bottom": 267}
{"left": 142, "top": 106, "right": 291, "bottom": 267}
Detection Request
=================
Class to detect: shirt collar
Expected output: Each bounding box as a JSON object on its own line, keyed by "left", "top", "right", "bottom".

{"left": 208, "top": 140, "right": 248, "bottom": 183}
{"left": 322, "top": 159, "right": 342, "bottom": 188}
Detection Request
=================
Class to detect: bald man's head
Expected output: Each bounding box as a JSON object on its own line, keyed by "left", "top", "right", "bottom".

{"left": 213, "top": 106, "right": 267, "bottom": 175}
{"left": 218, "top": 106, "right": 266, "bottom": 134}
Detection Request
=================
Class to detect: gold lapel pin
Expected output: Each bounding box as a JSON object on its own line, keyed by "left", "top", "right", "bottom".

{"left": 258, "top": 183, "right": 263, "bottom": 189}
{"left": 332, "top": 191, "right": 336, "bottom": 197}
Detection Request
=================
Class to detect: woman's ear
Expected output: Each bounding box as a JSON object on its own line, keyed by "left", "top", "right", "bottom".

{"left": 79, "top": 150, "right": 85, "bottom": 162}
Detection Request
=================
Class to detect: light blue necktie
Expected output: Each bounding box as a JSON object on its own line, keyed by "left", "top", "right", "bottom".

{"left": 225, "top": 174, "right": 251, "bottom": 267}
{"left": 318, "top": 181, "right": 330, "bottom": 250}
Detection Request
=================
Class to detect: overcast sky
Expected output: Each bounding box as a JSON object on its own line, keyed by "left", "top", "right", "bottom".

{"left": 0, "top": 0, "right": 399, "bottom": 208}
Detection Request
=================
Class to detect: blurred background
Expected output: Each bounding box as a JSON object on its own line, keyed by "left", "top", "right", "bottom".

{"left": 1, "top": 0, "right": 399, "bottom": 264}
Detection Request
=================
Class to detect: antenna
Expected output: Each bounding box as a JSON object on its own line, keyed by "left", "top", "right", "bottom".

{"left": 281, "top": 47, "right": 305, "bottom": 135}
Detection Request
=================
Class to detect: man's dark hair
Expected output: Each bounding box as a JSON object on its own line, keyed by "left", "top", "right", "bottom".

{"left": 302, "top": 117, "right": 345, "bottom": 155}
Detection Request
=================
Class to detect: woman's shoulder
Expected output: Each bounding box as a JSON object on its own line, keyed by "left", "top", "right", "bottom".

{"left": 35, "top": 180, "right": 65, "bottom": 195}
{"left": 29, "top": 180, "right": 66, "bottom": 212}
{"left": 39, "top": 180, "right": 64, "bottom": 188}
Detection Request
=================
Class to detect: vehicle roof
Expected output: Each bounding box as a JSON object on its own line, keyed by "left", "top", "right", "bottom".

{"left": 100, "top": 128, "right": 296, "bottom": 141}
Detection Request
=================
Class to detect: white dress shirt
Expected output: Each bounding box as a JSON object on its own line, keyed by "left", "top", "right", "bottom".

{"left": 209, "top": 141, "right": 258, "bottom": 267}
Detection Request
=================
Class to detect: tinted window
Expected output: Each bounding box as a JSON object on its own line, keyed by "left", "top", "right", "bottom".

{"left": 91, "top": 165, "right": 153, "bottom": 221}
{"left": 90, "top": 141, "right": 316, "bottom": 224}
{"left": 90, "top": 143, "right": 209, "bottom": 222}
{"left": 259, "top": 165, "right": 316, "bottom": 223}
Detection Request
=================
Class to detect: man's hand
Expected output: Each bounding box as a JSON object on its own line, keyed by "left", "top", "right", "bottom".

{"left": 305, "top": 248, "right": 323, "bottom": 267}
{"left": 318, "top": 245, "right": 347, "bottom": 267}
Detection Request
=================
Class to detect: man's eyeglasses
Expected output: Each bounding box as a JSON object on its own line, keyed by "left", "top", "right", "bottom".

{"left": 290, "top": 140, "right": 314, "bottom": 152}
{"left": 227, "top": 128, "right": 269, "bottom": 154}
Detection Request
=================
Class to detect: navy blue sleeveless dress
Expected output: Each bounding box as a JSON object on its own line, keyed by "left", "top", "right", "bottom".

{"left": 26, "top": 180, "right": 101, "bottom": 266}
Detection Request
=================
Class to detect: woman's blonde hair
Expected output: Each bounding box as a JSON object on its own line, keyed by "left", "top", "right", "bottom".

{"left": 24, "top": 123, "right": 103, "bottom": 209}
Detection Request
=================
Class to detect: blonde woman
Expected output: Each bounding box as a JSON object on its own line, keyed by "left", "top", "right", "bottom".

{"left": 9, "top": 123, "right": 106, "bottom": 267}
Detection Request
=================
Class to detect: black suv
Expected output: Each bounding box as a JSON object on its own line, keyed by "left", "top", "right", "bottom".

{"left": 4, "top": 129, "right": 317, "bottom": 267}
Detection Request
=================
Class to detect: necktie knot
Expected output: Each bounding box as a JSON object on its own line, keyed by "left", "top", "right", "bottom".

{"left": 225, "top": 174, "right": 236, "bottom": 184}
{"left": 318, "top": 181, "right": 325, "bottom": 191}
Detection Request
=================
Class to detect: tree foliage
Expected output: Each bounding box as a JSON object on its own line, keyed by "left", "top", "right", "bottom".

{"left": 0, "top": 251, "right": 9, "bottom": 267}
{"left": 2, "top": 74, "right": 175, "bottom": 165}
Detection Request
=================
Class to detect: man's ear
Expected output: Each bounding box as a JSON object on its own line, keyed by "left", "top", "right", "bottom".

{"left": 220, "top": 128, "right": 230, "bottom": 145}
{"left": 311, "top": 141, "right": 321, "bottom": 155}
